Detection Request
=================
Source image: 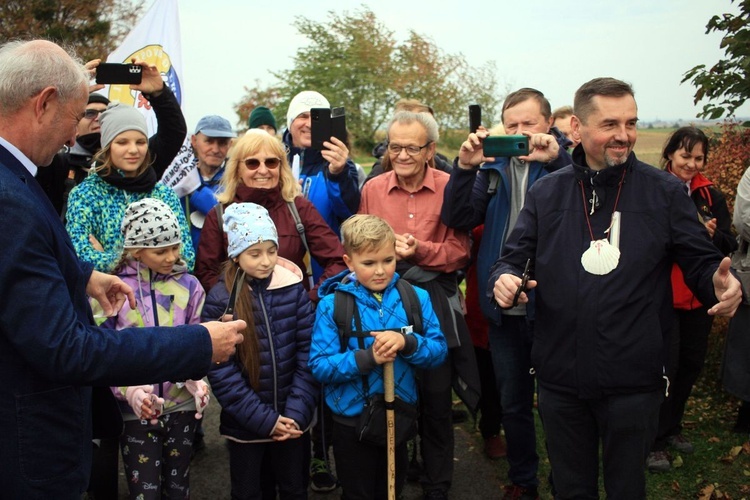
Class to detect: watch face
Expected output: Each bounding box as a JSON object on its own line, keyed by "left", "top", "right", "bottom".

{"left": 401, "top": 326, "right": 414, "bottom": 335}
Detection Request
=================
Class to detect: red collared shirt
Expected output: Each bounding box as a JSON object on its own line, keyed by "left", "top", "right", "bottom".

{"left": 360, "top": 167, "right": 470, "bottom": 273}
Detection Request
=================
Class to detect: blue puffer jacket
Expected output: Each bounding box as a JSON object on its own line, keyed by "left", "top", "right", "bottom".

{"left": 309, "top": 270, "right": 448, "bottom": 420}
{"left": 202, "top": 258, "right": 319, "bottom": 442}
{"left": 441, "top": 127, "right": 571, "bottom": 325}
{"left": 282, "top": 130, "right": 360, "bottom": 238}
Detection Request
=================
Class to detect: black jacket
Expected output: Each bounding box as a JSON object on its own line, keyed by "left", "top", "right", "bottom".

{"left": 490, "top": 148, "right": 724, "bottom": 398}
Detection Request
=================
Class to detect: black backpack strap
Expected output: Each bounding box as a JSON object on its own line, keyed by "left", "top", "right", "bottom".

{"left": 333, "top": 289, "right": 371, "bottom": 353}
{"left": 395, "top": 279, "right": 423, "bottom": 335}
{"left": 287, "top": 201, "right": 314, "bottom": 288}
{"left": 333, "top": 288, "right": 373, "bottom": 396}
{"left": 215, "top": 203, "right": 225, "bottom": 237}
{"left": 486, "top": 169, "right": 500, "bottom": 195}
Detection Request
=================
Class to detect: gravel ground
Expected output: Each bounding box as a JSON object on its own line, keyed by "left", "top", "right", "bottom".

{"left": 117, "top": 402, "right": 509, "bottom": 499}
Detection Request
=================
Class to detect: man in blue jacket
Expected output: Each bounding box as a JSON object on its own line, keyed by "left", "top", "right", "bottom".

{"left": 0, "top": 39, "right": 245, "bottom": 498}
{"left": 441, "top": 88, "right": 570, "bottom": 500}
{"left": 490, "top": 77, "right": 743, "bottom": 499}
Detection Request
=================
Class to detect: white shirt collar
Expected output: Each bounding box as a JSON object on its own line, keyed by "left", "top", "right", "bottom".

{"left": 0, "top": 135, "right": 38, "bottom": 176}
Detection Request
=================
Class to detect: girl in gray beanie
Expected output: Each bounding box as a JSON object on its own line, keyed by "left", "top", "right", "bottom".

{"left": 65, "top": 101, "right": 196, "bottom": 274}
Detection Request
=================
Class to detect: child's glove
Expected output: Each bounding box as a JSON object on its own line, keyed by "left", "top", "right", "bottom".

{"left": 125, "top": 385, "right": 164, "bottom": 423}
{"left": 184, "top": 379, "right": 210, "bottom": 419}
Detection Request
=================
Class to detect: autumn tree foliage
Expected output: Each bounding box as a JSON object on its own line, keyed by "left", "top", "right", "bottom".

{"left": 704, "top": 122, "right": 750, "bottom": 215}
{"left": 234, "top": 7, "right": 502, "bottom": 151}
{"left": 0, "top": 1, "right": 144, "bottom": 63}
{"left": 683, "top": 0, "right": 750, "bottom": 120}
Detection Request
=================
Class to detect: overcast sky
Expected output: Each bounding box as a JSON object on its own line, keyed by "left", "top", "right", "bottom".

{"left": 172, "top": 0, "right": 747, "bottom": 131}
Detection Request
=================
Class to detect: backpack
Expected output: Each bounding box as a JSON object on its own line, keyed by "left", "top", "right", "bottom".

{"left": 333, "top": 279, "right": 423, "bottom": 353}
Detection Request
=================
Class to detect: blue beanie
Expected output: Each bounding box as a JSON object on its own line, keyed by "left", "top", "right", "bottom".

{"left": 224, "top": 203, "right": 279, "bottom": 258}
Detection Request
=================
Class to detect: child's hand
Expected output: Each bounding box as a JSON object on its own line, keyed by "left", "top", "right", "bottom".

{"left": 271, "top": 415, "right": 303, "bottom": 441}
{"left": 184, "top": 379, "right": 210, "bottom": 419}
{"left": 371, "top": 330, "right": 405, "bottom": 364}
{"left": 125, "top": 385, "right": 164, "bottom": 424}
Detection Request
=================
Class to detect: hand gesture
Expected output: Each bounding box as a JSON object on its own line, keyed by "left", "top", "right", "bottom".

{"left": 493, "top": 273, "right": 537, "bottom": 309}
{"left": 129, "top": 58, "right": 165, "bottom": 96}
{"left": 457, "top": 128, "right": 492, "bottom": 169}
{"left": 271, "top": 415, "right": 303, "bottom": 441}
{"left": 395, "top": 233, "right": 417, "bottom": 261}
{"left": 703, "top": 217, "right": 717, "bottom": 239}
{"left": 709, "top": 257, "right": 743, "bottom": 317}
{"left": 518, "top": 133, "right": 560, "bottom": 163}
{"left": 84, "top": 59, "right": 105, "bottom": 94}
{"left": 125, "top": 385, "right": 164, "bottom": 424}
{"left": 371, "top": 330, "right": 405, "bottom": 364}
{"left": 321, "top": 136, "right": 350, "bottom": 174}
{"left": 184, "top": 379, "right": 210, "bottom": 419}
{"left": 203, "top": 320, "right": 246, "bottom": 363}
{"left": 86, "top": 270, "right": 136, "bottom": 317}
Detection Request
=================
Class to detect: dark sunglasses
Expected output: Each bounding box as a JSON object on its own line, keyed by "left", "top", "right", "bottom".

{"left": 243, "top": 157, "right": 281, "bottom": 170}
{"left": 83, "top": 109, "right": 103, "bottom": 120}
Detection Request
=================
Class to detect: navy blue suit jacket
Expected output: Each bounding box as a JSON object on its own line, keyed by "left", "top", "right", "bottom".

{"left": 0, "top": 144, "right": 212, "bottom": 497}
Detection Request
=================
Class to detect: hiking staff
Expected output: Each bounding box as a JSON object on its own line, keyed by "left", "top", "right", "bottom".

{"left": 384, "top": 360, "right": 396, "bottom": 500}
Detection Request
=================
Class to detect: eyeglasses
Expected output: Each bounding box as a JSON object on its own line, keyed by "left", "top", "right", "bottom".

{"left": 83, "top": 109, "right": 104, "bottom": 120}
{"left": 243, "top": 157, "right": 281, "bottom": 170}
{"left": 387, "top": 141, "right": 432, "bottom": 156}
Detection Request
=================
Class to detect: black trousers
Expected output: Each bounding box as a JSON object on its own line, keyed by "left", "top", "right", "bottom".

{"left": 227, "top": 433, "right": 311, "bottom": 500}
{"left": 332, "top": 420, "right": 408, "bottom": 500}
{"left": 474, "top": 346, "right": 503, "bottom": 439}
{"left": 538, "top": 386, "right": 662, "bottom": 500}
{"left": 417, "top": 354, "right": 454, "bottom": 494}
{"left": 653, "top": 307, "right": 713, "bottom": 450}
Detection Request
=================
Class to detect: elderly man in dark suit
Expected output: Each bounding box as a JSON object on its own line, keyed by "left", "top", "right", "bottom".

{"left": 0, "top": 39, "right": 245, "bottom": 498}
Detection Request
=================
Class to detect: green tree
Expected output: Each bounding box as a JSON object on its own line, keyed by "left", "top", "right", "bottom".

{"left": 0, "top": 0, "right": 144, "bottom": 63}
{"left": 683, "top": 0, "right": 750, "bottom": 120}
{"left": 234, "top": 6, "right": 501, "bottom": 151}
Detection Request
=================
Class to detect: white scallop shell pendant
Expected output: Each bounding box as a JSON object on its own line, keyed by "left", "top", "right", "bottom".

{"left": 581, "top": 239, "right": 620, "bottom": 275}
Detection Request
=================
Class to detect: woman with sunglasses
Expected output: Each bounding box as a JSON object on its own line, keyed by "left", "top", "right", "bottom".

{"left": 195, "top": 130, "right": 346, "bottom": 301}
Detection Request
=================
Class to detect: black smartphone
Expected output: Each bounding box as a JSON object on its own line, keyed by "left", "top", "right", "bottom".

{"left": 469, "top": 104, "right": 481, "bottom": 133}
{"left": 483, "top": 135, "right": 529, "bottom": 157}
{"left": 95, "top": 63, "right": 143, "bottom": 85}
{"left": 331, "top": 107, "right": 348, "bottom": 147}
{"left": 310, "top": 107, "right": 332, "bottom": 150}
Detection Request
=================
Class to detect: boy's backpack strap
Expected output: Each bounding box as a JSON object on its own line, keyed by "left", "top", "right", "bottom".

{"left": 333, "top": 289, "right": 371, "bottom": 353}
{"left": 395, "top": 279, "right": 423, "bottom": 335}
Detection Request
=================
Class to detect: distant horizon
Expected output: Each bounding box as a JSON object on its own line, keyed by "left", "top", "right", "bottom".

{"left": 164, "top": 0, "right": 750, "bottom": 130}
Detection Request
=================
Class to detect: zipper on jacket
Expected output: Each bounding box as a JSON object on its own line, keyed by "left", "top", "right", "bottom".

{"left": 256, "top": 286, "right": 279, "bottom": 411}
{"left": 148, "top": 269, "right": 164, "bottom": 398}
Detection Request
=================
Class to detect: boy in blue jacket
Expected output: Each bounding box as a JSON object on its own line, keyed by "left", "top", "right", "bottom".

{"left": 309, "top": 214, "right": 447, "bottom": 499}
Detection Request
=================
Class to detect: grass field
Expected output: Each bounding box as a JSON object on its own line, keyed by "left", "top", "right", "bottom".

{"left": 449, "top": 319, "right": 750, "bottom": 500}
{"left": 352, "top": 127, "right": 676, "bottom": 170}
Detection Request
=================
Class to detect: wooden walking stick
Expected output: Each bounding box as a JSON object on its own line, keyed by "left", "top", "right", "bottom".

{"left": 384, "top": 361, "right": 396, "bottom": 500}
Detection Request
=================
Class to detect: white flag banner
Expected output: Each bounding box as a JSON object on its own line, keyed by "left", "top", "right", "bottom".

{"left": 104, "top": 0, "right": 184, "bottom": 135}
{"left": 161, "top": 138, "right": 201, "bottom": 198}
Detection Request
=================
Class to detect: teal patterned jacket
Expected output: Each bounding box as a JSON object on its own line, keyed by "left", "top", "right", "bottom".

{"left": 66, "top": 174, "right": 195, "bottom": 272}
